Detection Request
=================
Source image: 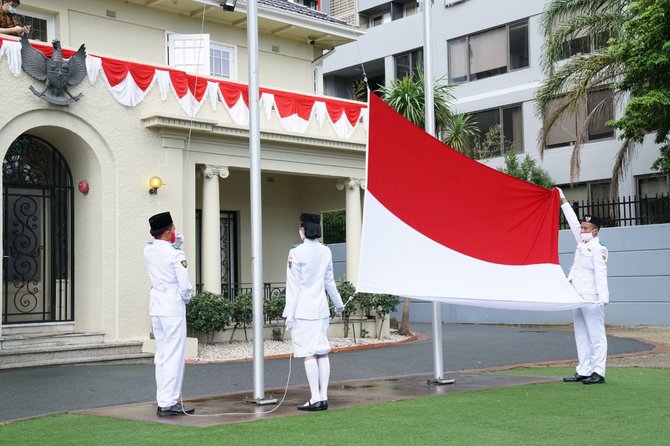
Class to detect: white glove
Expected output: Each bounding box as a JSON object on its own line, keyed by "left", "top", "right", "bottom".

{"left": 285, "top": 318, "right": 294, "bottom": 330}
{"left": 556, "top": 187, "right": 565, "bottom": 200}
{"left": 335, "top": 306, "right": 344, "bottom": 316}
{"left": 174, "top": 232, "right": 184, "bottom": 248}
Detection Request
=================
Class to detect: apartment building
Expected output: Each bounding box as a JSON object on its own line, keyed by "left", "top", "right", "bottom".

{"left": 321, "top": 0, "right": 669, "bottom": 205}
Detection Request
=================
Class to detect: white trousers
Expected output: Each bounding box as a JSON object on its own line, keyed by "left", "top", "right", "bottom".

{"left": 151, "top": 316, "right": 187, "bottom": 407}
{"left": 572, "top": 303, "right": 607, "bottom": 377}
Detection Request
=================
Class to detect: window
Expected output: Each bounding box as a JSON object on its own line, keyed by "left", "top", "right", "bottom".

{"left": 369, "top": 14, "right": 384, "bottom": 28}
{"left": 394, "top": 49, "right": 423, "bottom": 80}
{"left": 448, "top": 19, "right": 529, "bottom": 83}
{"left": 17, "top": 12, "right": 53, "bottom": 43}
{"left": 210, "top": 42, "right": 236, "bottom": 80}
{"left": 470, "top": 104, "right": 523, "bottom": 159}
{"left": 545, "top": 89, "right": 614, "bottom": 148}
{"left": 404, "top": 2, "right": 418, "bottom": 16}
{"left": 167, "top": 33, "right": 210, "bottom": 75}
{"left": 168, "top": 34, "right": 237, "bottom": 80}
{"left": 560, "top": 32, "right": 611, "bottom": 59}
{"left": 637, "top": 174, "right": 670, "bottom": 224}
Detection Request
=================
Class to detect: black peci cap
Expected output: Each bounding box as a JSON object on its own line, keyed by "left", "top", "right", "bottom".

{"left": 149, "top": 211, "right": 173, "bottom": 232}
{"left": 581, "top": 214, "right": 601, "bottom": 229}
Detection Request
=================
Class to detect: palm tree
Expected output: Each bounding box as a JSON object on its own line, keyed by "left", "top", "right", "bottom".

{"left": 442, "top": 112, "right": 480, "bottom": 155}
{"left": 536, "top": 0, "right": 630, "bottom": 197}
{"left": 377, "top": 68, "right": 455, "bottom": 132}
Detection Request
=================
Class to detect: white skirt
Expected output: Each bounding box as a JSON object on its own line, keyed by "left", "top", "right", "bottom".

{"left": 292, "top": 317, "right": 331, "bottom": 358}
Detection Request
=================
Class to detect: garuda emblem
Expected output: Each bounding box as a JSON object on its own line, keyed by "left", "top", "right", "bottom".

{"left": 20, "top": 35, "right": 87, "bottom": 107}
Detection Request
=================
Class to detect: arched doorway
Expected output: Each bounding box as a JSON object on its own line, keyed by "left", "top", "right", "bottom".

{"left": 2, "top": 135, "right": 74, "bottom": 324}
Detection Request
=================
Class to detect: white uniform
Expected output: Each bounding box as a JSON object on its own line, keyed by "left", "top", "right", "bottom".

{"left": 283, "top": 238, "right": 344, "bottom": 358}
{"left": 561, "top": 203, "right": 609, "bottom": 377}
{"left": 144, "top": 239, "right": 193, "bottom": 407}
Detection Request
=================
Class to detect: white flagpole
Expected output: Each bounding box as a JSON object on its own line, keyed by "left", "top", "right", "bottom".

{"left": 247, "top": 0, "right": 275, "bottom": 404}
{"left": 423, "top": 0, "right": 454, "bottom": 385}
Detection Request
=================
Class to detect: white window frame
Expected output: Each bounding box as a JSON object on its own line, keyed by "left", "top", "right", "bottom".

{"left": 209, "top": 41, "right": 237, "bottom": 80}
{"left": 166, "top": 32, "right": 211, "bottom": 76}
{"left": 18, "top": 9, "right": 55, "bottom": 43}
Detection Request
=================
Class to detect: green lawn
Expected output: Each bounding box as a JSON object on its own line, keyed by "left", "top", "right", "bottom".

{"left": 1, "top": 368, "right": 668, "bottom": 445}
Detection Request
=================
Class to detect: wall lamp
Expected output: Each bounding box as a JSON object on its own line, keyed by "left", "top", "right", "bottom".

{"left": 149, "top": 176, "right": 163, "bottom": 195}
{"left": 221, "top": 0, "right": 236, "bottom": 12}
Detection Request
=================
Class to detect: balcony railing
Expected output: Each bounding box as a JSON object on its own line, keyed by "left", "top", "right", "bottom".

{"left": 560, "top": 194, "right": 670, "bottom": 229}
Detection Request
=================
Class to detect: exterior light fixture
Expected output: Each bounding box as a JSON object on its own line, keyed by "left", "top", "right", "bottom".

{"left": 220, "top": 0, "right": 236, "bottom": 12}
{"left": 78, "top": 180, "right": 89, "bottom": 194}
{"left": 149, "top": 176, "right": 163, "bottom": 195}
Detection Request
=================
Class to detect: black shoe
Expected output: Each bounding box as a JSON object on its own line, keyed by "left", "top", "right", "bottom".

{"left": 563, "top": 373, "right": 589, "bottom": 382}
{"left": 297, "top": 400, "right": 327, "bottom": 411}
{"left": 157, "top": 403, "right": 195, "bottom": 417}
{"left": 583, "top": 373, "right": 605, "bottom": 385}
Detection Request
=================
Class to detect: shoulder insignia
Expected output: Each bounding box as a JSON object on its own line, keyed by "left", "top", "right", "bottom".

{"left": 181, "top": 260, "right": 188, "bottom": 268}
{"left": 147, "top": 241, "right": 154, "bottom": 245}
{"left": 288, "top": 255, "right": 293, "bottom": 269}
{"left": 172, "top": 245, "right": 183, "bottom": 251}
{"left": 291, "top": 243, "right": 299, "bottom": 249}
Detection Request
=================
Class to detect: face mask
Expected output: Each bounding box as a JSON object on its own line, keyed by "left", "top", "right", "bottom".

{"left": 580, "top": 231, "right": 594, "bottom": 242}
{"left": 298, "top": 228, "right": 305, "bottom": 241}
{"left": 8, "top": 6, "right": 16, "bottom": 14}
{"left": 168, "top": 232, "right": 176, "bottom": 244}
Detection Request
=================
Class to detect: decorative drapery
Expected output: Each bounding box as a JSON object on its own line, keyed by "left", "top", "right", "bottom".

{"left": 0, "top": 36, "right": 366, "bottom": 139}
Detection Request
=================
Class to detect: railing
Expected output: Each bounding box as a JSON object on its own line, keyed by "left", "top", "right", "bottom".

{"left": 323, "top": 219, "right": 346, "bottom": 244}
{"left": 195, "top": 282, "right": 286, "bottom": 300}
{"left": 560, "top": 194, "right": 670, "bottom": 229}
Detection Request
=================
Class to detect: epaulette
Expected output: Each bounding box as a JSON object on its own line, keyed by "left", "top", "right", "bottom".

{"left": 291, "top": 243, "right": 300, "bottom": 249}
{"left": 147, "top": 241, "right": 154, "bottom": 245}
{"left": 171, "top": 245, "right": 183, "bottom": 251}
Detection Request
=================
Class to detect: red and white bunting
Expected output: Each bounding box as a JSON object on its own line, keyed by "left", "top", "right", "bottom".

{"left": 0, "top": 36, "right": 366, "bottom": 139}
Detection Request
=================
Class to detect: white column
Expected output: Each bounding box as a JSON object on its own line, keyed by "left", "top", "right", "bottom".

{"left": 200, "top": 165, "right": 229, "bottom": 294}
{"left": 338, "top": 178, "right": 364, "bottom": 286}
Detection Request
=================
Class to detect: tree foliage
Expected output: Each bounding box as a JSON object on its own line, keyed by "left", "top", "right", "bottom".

{"left": 498, "top": 149, "right": 555, "bottom": 189}
{"left": 536, "top": 0, "right": 629, "bottom": 195}
{"left": 377, "top": 68, "right": 455, "bottom": 131}
{"left": 608, "top": 0, "right": 670, "bottom": 174}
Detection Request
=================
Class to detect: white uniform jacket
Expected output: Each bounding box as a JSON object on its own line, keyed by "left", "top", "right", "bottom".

{"left": 283, "top": 238, "right": 344, "bottom": 321}
{"left": 561, "top": 203, "right": 609, "bottom": 304}
{"left": 144, "top": 239, "right": 193, "bottom": 317}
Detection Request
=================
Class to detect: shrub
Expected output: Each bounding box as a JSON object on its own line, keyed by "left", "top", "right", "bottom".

{"left": 334, "top": 280, "right": 357, "bottom": 337}
{"left": 271, "top": 327, "right": 284, "bottom": 342}
{"left": 186, "top": 292, "right": 231, "bottom": 344}
{"left": 229, "top": 292, "right": 253, "bottom": 342}
{"left": 264, "top": 292, "right": 286, "bottom": 324}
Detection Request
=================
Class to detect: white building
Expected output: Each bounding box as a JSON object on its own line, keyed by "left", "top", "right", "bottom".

{"left": 0, "top": 0, "right": 371, "bottom": 360}
{"left": 321, "top": 0, "right": 669, "bottom": 203}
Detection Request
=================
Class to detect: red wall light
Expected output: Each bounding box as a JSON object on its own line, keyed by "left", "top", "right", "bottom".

{"left": 78, "top": 180, "right": 89, "bottom": 194}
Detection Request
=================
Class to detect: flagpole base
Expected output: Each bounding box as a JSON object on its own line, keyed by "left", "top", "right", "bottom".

{"left": 245, "top": 396, "right": 278, "bottom": 406}
{"left": 427, "top": 378, "right": 456, "bottom": 386}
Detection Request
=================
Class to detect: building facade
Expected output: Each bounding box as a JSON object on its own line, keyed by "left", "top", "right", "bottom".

{"left": 0, "top": 0, "right": 368, "bottom": 349}
{"left": 321, "top": 0, "right": 669, "bottom": 202}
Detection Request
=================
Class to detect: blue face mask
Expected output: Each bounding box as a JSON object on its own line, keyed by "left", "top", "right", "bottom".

{"left": 8, "top": 6, "right": 17, "bottom": 14}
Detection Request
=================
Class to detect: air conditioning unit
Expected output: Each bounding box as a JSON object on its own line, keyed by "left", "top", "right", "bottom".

{"left": 445, "top": 0, "right": 465, "bottom": 7}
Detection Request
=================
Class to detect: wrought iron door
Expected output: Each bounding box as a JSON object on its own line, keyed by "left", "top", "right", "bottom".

{"left": 2, "top": 135, "right": 74, "bottom": 324}
{"left": 194, "top": 210, "right": 238, "bottom": 297}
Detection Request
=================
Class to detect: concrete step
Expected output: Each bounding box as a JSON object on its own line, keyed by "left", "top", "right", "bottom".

{"left": 1, "top": 322, "right": 75, "bottom": 336}
{"left": 0, "top": 352, "right": 155, "bottom": 370}
{"left": 0, "top": 342, "right": 153, "bottom": 368}
{"left": 0, "top": 332, "right": 105, "bottom": 349}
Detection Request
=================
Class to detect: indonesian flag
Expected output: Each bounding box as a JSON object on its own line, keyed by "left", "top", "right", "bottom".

{"left": 356, "top": 94, "right": 586, "bottom": 311}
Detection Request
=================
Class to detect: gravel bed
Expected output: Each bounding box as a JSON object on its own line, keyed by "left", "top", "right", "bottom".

{"left": 197, "top": 331, "right": 412, "bottom": 362}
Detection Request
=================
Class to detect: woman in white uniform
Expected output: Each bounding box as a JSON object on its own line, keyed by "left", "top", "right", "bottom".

{"left": 283, "top": 213, "right": 344, "bottom": 411}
